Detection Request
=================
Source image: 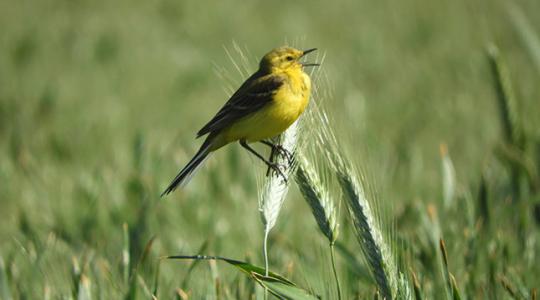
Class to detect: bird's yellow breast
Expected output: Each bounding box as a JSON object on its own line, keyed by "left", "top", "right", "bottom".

{"left": 219, "top": 69, "right": 311, "bottom": 145}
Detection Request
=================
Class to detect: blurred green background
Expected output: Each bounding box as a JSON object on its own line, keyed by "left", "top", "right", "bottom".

{"left": 1, "top": 0, "right": 539, "bottom": 298}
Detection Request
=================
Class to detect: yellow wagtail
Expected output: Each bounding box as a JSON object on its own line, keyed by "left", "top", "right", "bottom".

{"left": 161, "top": 46, "right": 318, "bottom": 196}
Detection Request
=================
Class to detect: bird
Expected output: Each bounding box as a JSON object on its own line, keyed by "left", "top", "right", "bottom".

{"left": 161, "top": 46, "right": 319, "bottom": 196}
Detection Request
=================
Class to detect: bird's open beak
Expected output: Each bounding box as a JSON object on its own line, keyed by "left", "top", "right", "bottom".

{"left": 301, "top": 48, "right": 320, "bottom": 67}
{"left": 301, "top": 62, "right": 321, "bottom": 67}
{"left": 301, "top": 48, "right": 317, "bottom": 56}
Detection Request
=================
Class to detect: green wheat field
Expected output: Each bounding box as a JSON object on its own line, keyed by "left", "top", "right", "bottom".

{"left": 1, "top": 0, "right": 540, "bottom": 299}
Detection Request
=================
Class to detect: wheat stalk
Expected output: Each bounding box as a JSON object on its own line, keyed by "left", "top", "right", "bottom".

{"left": 295, "top": 152, "right": 342, "bottom": 299}
{"left": 306, "top": 102, "right": 400, "bottom": 299}
{"left": 296, "top": 154, "right": 339, "bottom": 244}
{"left": 338, "top": 169, "right": 397, "bottom": 299}
{"left": 258, "top": 120, "right": 299, "bottom": 275}
{"left": 487, "top": 44, "right": 524, "bottom": 149}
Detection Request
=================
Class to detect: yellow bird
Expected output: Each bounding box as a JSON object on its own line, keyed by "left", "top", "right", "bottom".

{"left": 161, "top": 46, "right": 318, "bottom": 196}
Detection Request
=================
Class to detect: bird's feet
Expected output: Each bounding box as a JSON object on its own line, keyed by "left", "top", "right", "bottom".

{"left": 261, "top": 140, "right": 294, "bottom": 165}
{"left": 267, "top": 161, "right": 288, "bottom": 183}
{"left": 272, "top": 144, "right": 294, "bottom": 165}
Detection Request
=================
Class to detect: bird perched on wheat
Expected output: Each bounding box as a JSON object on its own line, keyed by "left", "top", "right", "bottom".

{"left": 161, "top": 46, "right": 319, "bottom": 196}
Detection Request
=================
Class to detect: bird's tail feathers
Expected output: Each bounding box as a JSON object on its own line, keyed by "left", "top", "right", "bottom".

{"left": 161, "top": 141, "right": 213, "bottom": 197}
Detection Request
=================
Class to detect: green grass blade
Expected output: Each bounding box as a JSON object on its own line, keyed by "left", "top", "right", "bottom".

{"left": 329, "top": 245, "right": 342, "bottom": 300}
{"left": 152, "top": 259, "right": 161, "bottom": 299}
{"left": 450, "top": 274, "right": 462, "bottom": 300}
{"left": 499, "top": 275, "right": 520, "bottom": 300}
{"left": 0, "top": 255, "right": 13, "bottom": 300}
{"left": 71, "top": 257, "right": 81, "bottom": 299}
{"left": 411, "top": 270, "right": 423, "bottom": 300}
{"left": 168, "top": 255, "right": 293, "bottom": 284}
{"left": 181, "top": 239, "right": 210, "bottom": 289}
{"left": 167, "top": 255, "right": 319, "bottom": 299}
{"left": 122, "top": 222, "right": 130, "bottom": 287}
{"left": 439, "top": 239, "right": 452, "bottom": 299}
{"left": 252, "top": 273, "right": 319, "bottom": 300}
{"left": 477, "top": 173, "right": 490, "bottom": 228}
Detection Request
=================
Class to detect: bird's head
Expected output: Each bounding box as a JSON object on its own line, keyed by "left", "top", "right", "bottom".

{"left": 259, "top": 46, "right": 318, "bottom": 72}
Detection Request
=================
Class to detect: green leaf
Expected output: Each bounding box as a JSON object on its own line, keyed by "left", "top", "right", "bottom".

{"left": 252, "top": 273, "right": 319, "bottom": 300}
{"left": 168, "top": 255, "right": 292, "bottom": 283}
{"left": 181, "top": 240, "right": 210, "bottom": 289}
{"left": 167, "top": 255, "right": 319, "bottom": 299}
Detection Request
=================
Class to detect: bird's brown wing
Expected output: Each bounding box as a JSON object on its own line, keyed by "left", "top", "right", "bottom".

{"left": 196, "top": 72, "right": 285, "bottom": 138}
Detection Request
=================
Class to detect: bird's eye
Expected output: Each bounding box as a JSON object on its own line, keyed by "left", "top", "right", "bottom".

{"left": 285, "top": 56, "right": 294, "bottom": 61}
